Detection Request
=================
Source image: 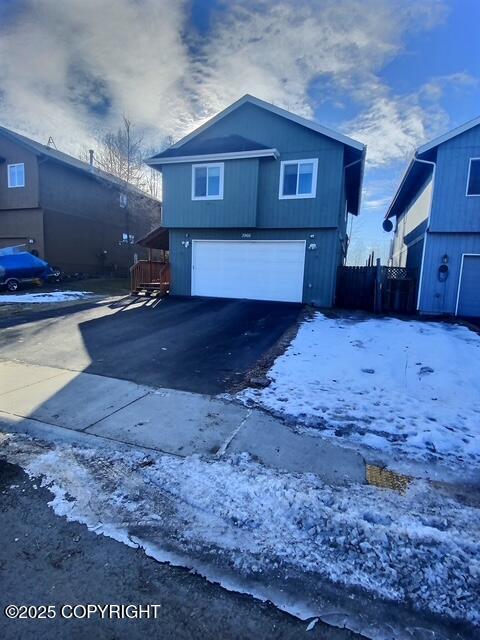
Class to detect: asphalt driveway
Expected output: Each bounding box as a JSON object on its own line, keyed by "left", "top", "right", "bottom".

{"left": 0, "top": 296, "right": 301, "bottom": 394}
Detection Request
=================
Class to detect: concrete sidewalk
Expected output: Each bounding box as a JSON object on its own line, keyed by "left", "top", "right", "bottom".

{"left": 0, "top": 359, "right": 365, "bottom": 484}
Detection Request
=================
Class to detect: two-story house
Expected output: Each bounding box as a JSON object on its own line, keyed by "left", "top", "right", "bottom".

{"left": 0, "top": 125, "right": 161, "bottom": 274}
{"left": 146, "top": 94, "right": 365, "bottom": 306}
{"left": 384, "top": 116, "right": 480, "bottom": 317}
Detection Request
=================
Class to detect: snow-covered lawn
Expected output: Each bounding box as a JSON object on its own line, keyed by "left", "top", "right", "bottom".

{"left": 238, "top": 313, "right": 480, "bottom": 471}
{"left": 1, "top": 433, "right": 479, "bottom": 638}
{"left": 0, "top": 291, "right": 92, "bottom": 304}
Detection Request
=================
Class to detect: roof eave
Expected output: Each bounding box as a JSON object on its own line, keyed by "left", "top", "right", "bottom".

{"left": 146, "top": 148, "right": 280, "bottom": 166}
{"left": 384, "top": 158, "right": 416, "bottom": 220}
{"left": 416, "top": 114, "right": 480, "bottom": 155}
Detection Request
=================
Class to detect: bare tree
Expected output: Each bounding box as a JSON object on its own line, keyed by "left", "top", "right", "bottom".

{"left": 80, "top": 117, "right": 146, "bottom": 188}
{"left": 79, "top": 118, "right": 163, "bottom": 234}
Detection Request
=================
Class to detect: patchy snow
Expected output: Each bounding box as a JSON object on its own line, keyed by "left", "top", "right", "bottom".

{"left": 1, "top": 433, "right": 479, "bottom": 639}
{"left": 0, "top": 291, "right": 92, "bottom": 304}
{"left": 238, "top": 314, "right": 480, "bottom": 470}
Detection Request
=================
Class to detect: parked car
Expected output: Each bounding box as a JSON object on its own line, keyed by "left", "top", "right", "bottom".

{"left": 0, "top": 252, "right": 61, "bottom": 292}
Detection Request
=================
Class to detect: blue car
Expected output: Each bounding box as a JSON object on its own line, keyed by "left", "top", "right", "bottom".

{"left": 0, "top": 252, "right": 60, "bottom": 292}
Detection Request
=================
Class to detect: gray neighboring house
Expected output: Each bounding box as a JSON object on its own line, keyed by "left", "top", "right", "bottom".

{"left": 0, "top": 125, "right": 161, "bottom": 274}
{"left": 146, "top": 94, "right": 365, "bottom": 306}
{"left": 385, "top": 117, "right": 480, "bottom": 317}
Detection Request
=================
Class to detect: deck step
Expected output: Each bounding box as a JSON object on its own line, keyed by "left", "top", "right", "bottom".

{"left": 134, "top": 285, "right": 170, "bottom": 298}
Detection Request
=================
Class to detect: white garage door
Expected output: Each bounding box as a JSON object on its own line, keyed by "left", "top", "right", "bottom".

{"left": 191, "top": 240, "right": 305, "bottom": 303}
{"left": 456, "top": 254, "right": 480, "bottom": 317}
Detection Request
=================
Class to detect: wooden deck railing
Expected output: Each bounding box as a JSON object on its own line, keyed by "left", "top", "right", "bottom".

{"left": 130, "top": 260, "right": 170, "bottom": 293}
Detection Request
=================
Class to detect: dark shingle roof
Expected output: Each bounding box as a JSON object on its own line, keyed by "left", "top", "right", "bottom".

{"left": 151, "top": 134, "right": 272, "bottom": 159}
{"left": 0, "top": 124, "right": 158, "bottom": 200}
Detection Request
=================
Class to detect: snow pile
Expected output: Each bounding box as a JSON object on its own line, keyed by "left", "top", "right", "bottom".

{"left": 2, "top": 433, "right": 479, "bottom": 637}
{"left": 0, "top": 291, "right": 92, "bottom": 304}
{"left": 238, "top": 314, "right": 480, "bottom": 469}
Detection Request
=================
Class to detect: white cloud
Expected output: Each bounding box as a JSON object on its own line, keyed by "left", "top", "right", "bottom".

{"left": 190, "top": 0, "right": 446, "bottom": 122}
{"left": 0, "top": 0, "right": 194, "bottom": 151}
{"left": 345, "top": 92, "right": 448, "bottom": 166}
{"left": 0, "top": 0, "right": 450, "bottom": 159}
{"left": 345, "top": 72, "right": 478, "bottom": 167}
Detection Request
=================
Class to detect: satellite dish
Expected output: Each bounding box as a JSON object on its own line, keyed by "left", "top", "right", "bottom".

{"left": 382, "top": 218, "right": 393, "bottom": 232}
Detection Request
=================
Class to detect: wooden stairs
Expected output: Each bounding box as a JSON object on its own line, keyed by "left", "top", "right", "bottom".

{"left": 130, "top": 260, "right": 170, "bottom": 297}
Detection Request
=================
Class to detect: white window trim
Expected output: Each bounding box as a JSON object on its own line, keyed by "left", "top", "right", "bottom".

{"left": 7, "top": 163, "right": 25, "bottom": 188}
{"left": 192, "top": 163, "right": 224, "bottom": 201}
{"left": 466, "top": 157, "right": 480, "bottom": 197}
{"left": 279, "top": 158, "right": 318, "bottom": 200}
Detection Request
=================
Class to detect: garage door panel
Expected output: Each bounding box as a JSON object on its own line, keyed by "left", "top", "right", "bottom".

{"left": 457, "top": 255, "right": 480, "bottom": 317}
{"left": 192, "top": 240, "right": 305, "bottom": 303}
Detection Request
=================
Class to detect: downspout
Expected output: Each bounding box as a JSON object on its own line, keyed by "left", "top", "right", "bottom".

{"left": 413, "top": 156, "right": 436, "bottom": 312}
{"left": 343, "top": 153, "right": 365, "bottom": 264}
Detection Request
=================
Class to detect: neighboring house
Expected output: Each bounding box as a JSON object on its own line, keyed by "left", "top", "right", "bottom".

{"left": 0, "top": 125, "right": 161, "bottom": 274}
{"left": 384, "top": 117, "right": 480, "bottom": 317}
{"left": 146, "top": 94, "right": 365, "bottom": 305}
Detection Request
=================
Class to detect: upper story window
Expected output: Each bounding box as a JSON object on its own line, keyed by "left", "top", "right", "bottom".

{"left": 192, "top": 163, "right": 224, "bottom": 200}
{"left": 279, "top": 159, "right": 318, "bottom": 199}
{"left": 466, "top": 158, "right": 480, "bottom": 196}
{"left": 8, "top": 163, "right": 25, "bottom": 188}
{"left": 119, "top": 193, "right": 128, "bottom": 208}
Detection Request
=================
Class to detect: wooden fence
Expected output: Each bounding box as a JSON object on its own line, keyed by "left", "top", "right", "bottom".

{"left": 336, "top": 262, "right": 418, "bottom": 314}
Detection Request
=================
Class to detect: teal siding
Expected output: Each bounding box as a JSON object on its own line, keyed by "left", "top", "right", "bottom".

{"left": 163, "top": 102, "right": 346, "bottom": 231}
{"left": 419, "top": 233, "right": 480, "bottom": 314}
{"left": 257, "top": 147, "right": 344, "bottom": 228}
{"left": 169, "top": 228, "right": 340, "bottom": 306}
{"left": 161, "top": 101, "right": 360, "bottom": 307}
{"left": 162, "top": 158, "right": 258, "bottom": 228}
{"left": 430, "top": 124, "right": 480, "bottom": 233}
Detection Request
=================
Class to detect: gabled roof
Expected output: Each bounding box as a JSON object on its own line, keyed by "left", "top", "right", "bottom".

{"left": 161, "top": 94, "right": 364, "bottom": 154}
{"left": 146, "top": 94, "right": 365, "bottom": 215}
{"left": 147, "top": 132, "right": 279, "bottom": 165}
{"left": 150, "top": 134, "right": 274, "bottom": 160}
{"left": 0, "top": 124, "right": 159, "bottom": 200}
{"left": 385, "top": 158, "right": 434, "bottom": 220}
{"left": 385, "top": 115, "right": 480, "bottom": 220}
{"left": 417, "top": 115, "right": 480, "bottom": 155}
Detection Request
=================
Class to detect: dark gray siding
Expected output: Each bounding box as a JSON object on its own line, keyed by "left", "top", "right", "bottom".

{"left": 430, "top": 124, "right": 480, "bottom": 233}
{"left": 163, "top": 102, "right": 346, "bottom": 231}
{"left": 418, "top": 232, "right": 480, "bottom": 314}
{"left": 405, "top": 237, "right": 424, "bottom": 271}
{"left": 0, "top": 208, "right": 44, "bottom": 256}
{"left": 169, "top": 228, "right": 340, "bottom": 306}
{"left": 0, "top": 136, "right": 39, "bottom": 210}
{"left": 39, "top": 161, "right": 160, "bottom": 273}
{"left": 162, "top": 158, "right": 258, "bottom": 228}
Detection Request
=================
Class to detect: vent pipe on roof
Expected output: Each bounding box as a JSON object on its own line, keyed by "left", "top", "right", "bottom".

{"left": 89, "top": 149, "right": 94, "bottom": 169}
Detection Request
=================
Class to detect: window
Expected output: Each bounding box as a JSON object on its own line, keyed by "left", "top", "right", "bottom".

{"left": 192, "top": 163, "right": 224, "bottom": 200}
{"left": 466, "top": 158, "right": 480, "bottom": 196}
{"left": 279, "top": 159, "right": 318, "bottom": 199}
{"left": 122, "top": 232, "right": 134, "bottom": 244}
{"left": 8, "top": 163, "right": 25, "bottom": 188}
{"left": 119, "top": 193, "right": 128, "bottom": 208}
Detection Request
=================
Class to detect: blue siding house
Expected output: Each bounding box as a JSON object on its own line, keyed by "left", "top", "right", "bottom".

{"left": 385, "top": 117, "right": 480, "bottom": 317}
{"left": 147, "top": 95, "right": 365, "bottom": 306}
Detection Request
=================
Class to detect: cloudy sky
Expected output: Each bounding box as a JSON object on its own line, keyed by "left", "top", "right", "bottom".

{"left": 0, "top": 0, "right": 478, "bottom": 262}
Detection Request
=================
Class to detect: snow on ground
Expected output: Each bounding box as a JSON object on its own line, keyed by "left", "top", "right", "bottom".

{"left": 238, "top": 313, "right": 480, "bottom": 471}
{"left": 0, "top": 291, "right": 92, "bottom": 304}
{"left": 1, "top": 433, "right": 479, "bottom": 638}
